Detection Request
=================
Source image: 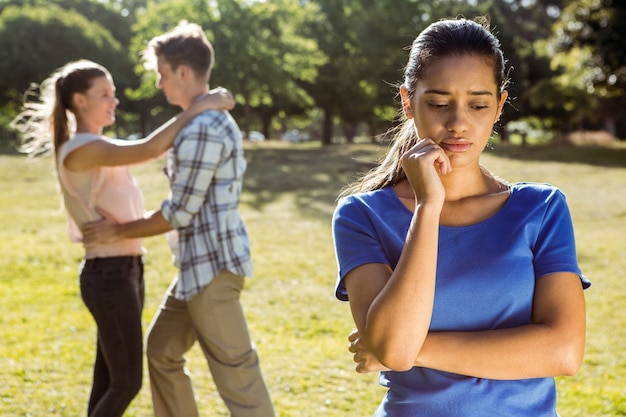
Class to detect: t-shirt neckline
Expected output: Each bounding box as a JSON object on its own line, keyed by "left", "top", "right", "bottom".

{"left": 386, "top": 183, "right": 517, "bottom": 230}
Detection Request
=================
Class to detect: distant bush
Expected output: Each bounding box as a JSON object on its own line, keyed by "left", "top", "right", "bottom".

{"left": 553, "top": 130, "right": 617, "bottom": 146}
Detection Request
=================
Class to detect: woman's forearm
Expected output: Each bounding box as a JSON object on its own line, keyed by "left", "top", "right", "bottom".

{"left": 139, "top": 89, "right": 233, "bottom": 158}
{"left": 362, "top": 203, "right": 441, "bottom": 371}
{"left": 416, "top": 326, "right": 579, "bottom": 379}
{"left": 415, "top": 274, "right": 586, "bottom": 379}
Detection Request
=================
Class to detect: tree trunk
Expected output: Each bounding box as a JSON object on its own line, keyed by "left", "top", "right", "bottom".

{"left": 261, "top": 115, "right": 272, "bottom": 140}
{"left": 604, "top": 115, "right": 617, "bottom": 138}
{"left": 322, "top": 107, "right": 333, "bottom": 146}
{"left": 343, "top": 123, "right": 357, "bottom": 144}
{"left": 242, "top": 102, "right": 252, "bottom": 137}
{"left": 368, "top": 124, "right": 378, "bottom": 144}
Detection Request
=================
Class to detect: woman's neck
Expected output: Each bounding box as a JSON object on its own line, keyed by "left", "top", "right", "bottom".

{"left": 75, "top": 120, "right": 103, "bottom": 135}
{"left": 439, "top": 165, "right": 495, "bottom": 202}
{"left": 393, "top": 165, "right": 509, "bottom": 212}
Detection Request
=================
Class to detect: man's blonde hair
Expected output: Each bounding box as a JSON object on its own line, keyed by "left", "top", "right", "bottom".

{"left": 143, "top": 21, "right": 214, "bottom": 81}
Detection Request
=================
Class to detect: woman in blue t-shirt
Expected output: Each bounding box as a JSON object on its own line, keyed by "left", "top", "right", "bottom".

{"left": 332, "top": 17, "right": 590, "bottom": 417}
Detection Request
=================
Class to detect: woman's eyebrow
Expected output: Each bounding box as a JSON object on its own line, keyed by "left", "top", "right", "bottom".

{"left": 469, "top": 90, "right": 494, "bottom": 96}
{"left": 424, "top": 89, "right": 494, "bottom": 96}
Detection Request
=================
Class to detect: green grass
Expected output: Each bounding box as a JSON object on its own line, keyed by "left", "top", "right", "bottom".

{"left": 1, "top": 140, "right": 625, "bottom": 416}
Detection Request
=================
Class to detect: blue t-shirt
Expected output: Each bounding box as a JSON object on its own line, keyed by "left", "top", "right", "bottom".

{"left": 332, "top": 182, "right": 590, "bottom": 417}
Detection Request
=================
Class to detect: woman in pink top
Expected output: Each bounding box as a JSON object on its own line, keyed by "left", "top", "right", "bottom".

{"left": 11, "top": 59, "right": 234, "bottom": 417}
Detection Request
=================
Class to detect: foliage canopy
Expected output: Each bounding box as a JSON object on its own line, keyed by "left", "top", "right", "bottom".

{"left": 0, "top": 0, "right": 623, "bottom": 142}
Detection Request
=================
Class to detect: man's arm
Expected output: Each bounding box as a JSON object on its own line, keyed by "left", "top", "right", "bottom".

{"left": 82, "top": 208, "right": 172, "bottom": 243}
{"left": 83, "top": 115, "right": 229, "bottom": 243}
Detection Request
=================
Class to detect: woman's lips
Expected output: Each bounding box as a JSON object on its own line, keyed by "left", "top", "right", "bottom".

{"left": 440, "top": 139, "right": 471, "bottom": 152}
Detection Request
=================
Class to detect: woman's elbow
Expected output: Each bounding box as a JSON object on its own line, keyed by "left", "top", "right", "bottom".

{"left": 557, "top": 360, "right": 582, "bottom": 377}
{"left": 381, "top": 358, "right": 414, "bottom": 372}
{"left": 373, "top": 332, "right": 428, "bottom": 372}
{"left": 378, "top": 348, "right": 418, "bottom": 372}
{"left": 559, "top": 351, "right": 584, "bottom": 376}
{"left": 555, "top": 338, "right": 585, "bottom": 376}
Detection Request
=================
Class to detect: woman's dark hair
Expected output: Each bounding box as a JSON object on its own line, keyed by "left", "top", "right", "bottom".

{"left": 403, "top": 17, "right": 507, "bottom": 102}
{"left": 342, "top": 17, "right": 508, "bottom": 196}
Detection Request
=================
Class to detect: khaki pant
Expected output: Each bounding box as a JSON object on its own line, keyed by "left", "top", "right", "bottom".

{"left": 146, "top": 270, "right": 274, "bottom": 417}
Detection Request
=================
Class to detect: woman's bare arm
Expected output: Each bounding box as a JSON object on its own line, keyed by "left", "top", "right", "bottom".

{"left": 64, "top": 87, "right": 234, "bottom": 171}
{"left": 349, "top": 272, "right": 586, "bottom": 379}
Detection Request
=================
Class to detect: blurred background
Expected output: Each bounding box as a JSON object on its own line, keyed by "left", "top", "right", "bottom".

{"left": 0, "top": 0, "right": 624, "bottom": 147}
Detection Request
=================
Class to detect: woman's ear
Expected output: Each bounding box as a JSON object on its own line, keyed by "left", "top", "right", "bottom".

{"left": 72, "top": 92, "right": 86, "bottom": 111}
{"left": 400, "top": 86, "right": 413, "bottom": 119}
{"left": 495, "top": 90, "right": 508, "bottom": 123}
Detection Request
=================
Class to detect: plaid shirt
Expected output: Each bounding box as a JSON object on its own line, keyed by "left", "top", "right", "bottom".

{"left": 161, "top": 110, "right": 252, "bottom": 301}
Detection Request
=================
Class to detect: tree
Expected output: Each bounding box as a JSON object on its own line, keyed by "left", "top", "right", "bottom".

{"left": 302, "top": 0, "right": 374, "bottom": 145}
{"left": 478, "top": 0, "right": 567, "bottom": 137}
{"left": 303, "top": 0, "right": 494, "bottom": 144}
{"left": 0, "top": 0, "right": 139, "bottom": 137}
{"left": 211, "top": 0, "right": 325, "bottom": 139}
{"left": 124, "top": 0, "right": 203, "bottom": 135}
{"left": 129, "top": 0, "right": 324, "bottom": 139}
{"left": 349, "top": 0, "right": 491, "bottom": 142}
{"left": 0, "top": 4, "right": 127, "bottom": 110}
{"left": 544, "top": 0, "right": 626, "bottom": 137}
{"left": 103, "top": 0, "right": 148, "bottom": 20}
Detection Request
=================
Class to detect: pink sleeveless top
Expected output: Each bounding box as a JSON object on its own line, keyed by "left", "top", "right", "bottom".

{"left": 57, "top": 133, "right": 144, "bottom": 259}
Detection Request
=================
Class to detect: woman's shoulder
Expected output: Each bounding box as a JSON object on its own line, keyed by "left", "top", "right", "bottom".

{"left": 57, "top": 133, "right": 106, "bottom": 163}
{"left": 61, "top": 133, "right": 106, "bottom": 152}
{"left": 334, "top": 187, "right": 404, "bottom": 223}
{"left": 337, "top": 187, "right": 395, "bottom": 209}
{"left": 512, "top": 182, "right": 564, "bottom": 197}
{"left": 57, "top": 133, "right": 116, "bottom": 174}
{"left": 510, "top": 182, "right": 568, "bottom": 208}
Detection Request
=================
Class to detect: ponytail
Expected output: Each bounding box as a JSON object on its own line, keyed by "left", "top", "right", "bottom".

{"left": 51, "top": 76, "right": 71, "bottom": 157}
{"left": 340, "top": 119, "right": 419, "bottom": 197}
{"left": 11, "top": 59, "right": 109, "bottom": 160}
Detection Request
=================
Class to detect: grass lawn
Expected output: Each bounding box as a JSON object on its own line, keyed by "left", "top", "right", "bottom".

{"left": 0, "top": 140, "right": 625, "bottom": 416}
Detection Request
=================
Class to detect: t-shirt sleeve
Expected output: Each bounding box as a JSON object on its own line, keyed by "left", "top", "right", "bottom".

{"left": 533, "top": 188, "right": 591, "bottom": 289}
{"left": 332, "top": 195, "right": 391, "bottom": 301}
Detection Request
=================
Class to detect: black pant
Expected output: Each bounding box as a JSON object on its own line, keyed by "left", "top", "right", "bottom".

{"left": 80, "top": 256, "right": 144, "bottom": 417}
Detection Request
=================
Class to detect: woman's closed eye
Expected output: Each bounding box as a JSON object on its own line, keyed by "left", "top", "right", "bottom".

{"left": 428, "top": 102, "right": 449, "bottom": 110}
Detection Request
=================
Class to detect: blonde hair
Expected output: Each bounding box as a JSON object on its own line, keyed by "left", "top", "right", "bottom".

{"left": 142, "top": 20, "right": 214, "bottom": 81}
{"left": 11, "top": 59, "right": 110, "bottom": 158}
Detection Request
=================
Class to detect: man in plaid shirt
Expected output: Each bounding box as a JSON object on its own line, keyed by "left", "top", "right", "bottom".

{"left": 82, "top": 21, "right": 274, "bottom": 417}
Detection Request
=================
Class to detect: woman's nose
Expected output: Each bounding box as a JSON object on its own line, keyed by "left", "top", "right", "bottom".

{"left": 445, "top": 106, "right": 469, "bottom": 133}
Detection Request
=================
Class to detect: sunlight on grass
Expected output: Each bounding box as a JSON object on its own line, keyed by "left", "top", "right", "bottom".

{"left": 1, "top": 141, "right": 625, "bottom": 416}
